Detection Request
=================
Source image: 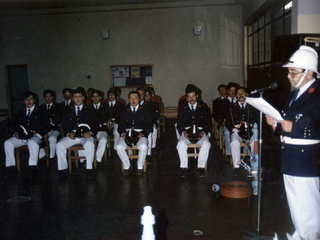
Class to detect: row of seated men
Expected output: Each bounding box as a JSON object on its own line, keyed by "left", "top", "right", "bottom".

{"left": 4, "top": 86, "right": 162, "bottom": 179}
{"left": 212, "top": 82, "right": 259, "bottom": 176}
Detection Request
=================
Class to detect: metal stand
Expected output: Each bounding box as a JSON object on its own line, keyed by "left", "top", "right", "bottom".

{"left": 242, "top": 91, "right": 273, "bottom": 240}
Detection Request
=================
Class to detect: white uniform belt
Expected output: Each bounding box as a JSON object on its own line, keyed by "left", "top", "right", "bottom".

{"left": 280, "top": 135, "right": 320, "bottom": 145}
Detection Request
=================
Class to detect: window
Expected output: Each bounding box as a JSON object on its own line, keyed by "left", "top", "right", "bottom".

{"left": 245, "top": 0, "right": 292, "bottom": 68}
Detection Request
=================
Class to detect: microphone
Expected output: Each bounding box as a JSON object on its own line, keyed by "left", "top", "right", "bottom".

{"left": 250, "top": 82, "right": 278, "bottom": 95}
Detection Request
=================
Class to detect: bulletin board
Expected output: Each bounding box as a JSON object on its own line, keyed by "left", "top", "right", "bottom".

{"left": 110, "top": 64, "right": 154, "bottom": 88}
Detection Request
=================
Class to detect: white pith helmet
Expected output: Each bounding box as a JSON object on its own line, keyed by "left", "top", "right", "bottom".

{"left": 283, "top": 45, "right": 320, "bottom": 78}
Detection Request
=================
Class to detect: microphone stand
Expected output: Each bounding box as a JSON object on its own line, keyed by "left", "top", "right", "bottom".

{"left": 242, "top": 91, "right": 273, "bottom": 240}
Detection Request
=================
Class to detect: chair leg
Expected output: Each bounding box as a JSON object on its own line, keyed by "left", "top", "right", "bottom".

{"left": 94, "top": 159, "right": 97, "bottom": 168}
{"left": 143, "top": 159, "right": 147, "bottom": 172}
{"left": 16, "top": 148, "right": 21, "bottom": 172}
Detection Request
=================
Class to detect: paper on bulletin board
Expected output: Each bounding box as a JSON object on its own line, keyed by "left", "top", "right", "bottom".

{"left": 131, "top": 67, "right": 140, "bottom": 78}
{"left": 146, "top": 76, "right": 153, "bottom": 85}
{"left": 113, "top": 78, "right": 126, "bottom": 86}
{"left": 112, "top": 67, "right": 129, "bottom": 78}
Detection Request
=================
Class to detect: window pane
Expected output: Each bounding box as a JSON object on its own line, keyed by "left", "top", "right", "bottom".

{"left": 274, "top": 6, "right": 283, "bottom": 19}
{"left": 253, "top": 21, "right": 258, "bottom": 32}
{"left": 248, "top": 24, "right": 252, "bottom": 35}
{"left": 253, "top": 33, "right": 258, "bottom": 64}
{"left": 284, "top": 13, "right": 291, "bottom": 35}
{"left": 248, "top": 36, "right": 252, "bottom": 65}
{"left": 259, "top": 16, "right": 264, "bottom": 29}
{"left": 265, "top": 11, "right": 271, "bottom": 24}
{"left": 274, "top": 18, "right": 283, "bottom": 36}
{"left": 265, "top": 24, "right": 271, "bottom": 62}
{"left": 259, "top": 29, "right": 265, "bottom": 63}
{"left": 285, "top": 1, "right": 292, "bottom": 13}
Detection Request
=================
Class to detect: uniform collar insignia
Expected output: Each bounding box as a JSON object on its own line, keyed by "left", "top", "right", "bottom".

{"left": 309, "top": 88, "right": 315, "bottom": 93}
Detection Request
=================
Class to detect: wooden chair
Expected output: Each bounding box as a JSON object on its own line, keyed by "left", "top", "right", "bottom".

{"left": 230, "top": 142, "right": 251, "bottom": 165}
{"left": 67, "top": 144, "right": 97, "bottom": 173}
{"left": 15, "top": 134, "right": 49, "bottom": 172}
{"left": 121, "top": 145, "right": 148, "bottom": 172}
{"left": 188, "top": 143, "right": 207, "bottom": 170}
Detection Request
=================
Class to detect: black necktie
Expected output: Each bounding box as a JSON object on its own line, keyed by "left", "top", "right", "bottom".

{"left": 47, "top": 105, "right": 50, "bottom": 111}
{"left": 290, "top": 89, "right": 300, "bottom": 106}
{"left": 231, "top": 98, "right": 234, "bottom": 103}
{"left": 27, "top": 109, "right": 31, "bottom": 117}
{"left": 191, "top": 105, "right": 195, "bottom": 113}
{"left": 132, "top": 107, "right": 136, "bottom": 114}
{"left": 66, "top": 101, "right": 68, "bottom": 107}
{"left": 95, "top": 105, "right": 98, "bottom": 111}
{"left": 77, "top": 107, "right": 80, "bottom": 116}
{"left": 241, "top": 104, "right": 245, "bottom": 112}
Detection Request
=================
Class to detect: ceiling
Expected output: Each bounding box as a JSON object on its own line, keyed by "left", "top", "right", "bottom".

{"left": 0, "top": 0, "right": 245, "bottom": 11}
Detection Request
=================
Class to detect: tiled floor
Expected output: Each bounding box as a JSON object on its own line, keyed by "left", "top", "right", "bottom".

{"left": 0, "top": 118, "right": 294, "bottom": 239}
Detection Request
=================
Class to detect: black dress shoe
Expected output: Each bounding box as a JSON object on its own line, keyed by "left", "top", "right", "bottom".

{"left": 147, "top": 155, "right": 152, "bottom": 164}
{"left": 86, "top": 169, "right": 94, "bottom": 179}
{"left": 198, "top": 168, "right": 205, "bottom": 178}
{"left": 179, "top": 168, "right": 188, "bottom": 178}
{"left": 4, "top": 166, "right": 18, "bottom": 179}
{"left": 136, "top": 169, "right": 143, "bottom": 175}
{"left": 122, "top": 166, "right": 132, "bottom": 176}
{"left": 233, "top": 168, "right": 240, "bottom": 181}
{"left": 56, "top": 169, "right": 69, "bottom": 179}
{"left": 225, "top": 155, "right": 230, "bottom": 162}
{"left": 28, "top": 166, "right": 38, "bottom": 179}
{"left": 152, "top": 148, "right": 158, "bottom": 155}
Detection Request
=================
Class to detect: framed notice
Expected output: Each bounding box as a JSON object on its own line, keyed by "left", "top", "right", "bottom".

{"left": 111, "top": 64, "right": 154, "bottom": 88}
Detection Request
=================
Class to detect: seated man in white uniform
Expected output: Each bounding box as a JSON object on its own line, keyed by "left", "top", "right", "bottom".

{"left": 115, "top": 91, "right": 153, "bottom": 176}
{"left": 176, "top": 85, "right": 211, "bottom": 178}
{"left": 4, "top": 91, "right": 50, "bottom": 179}
{"left": 226, "top": 86, "right": 259, "bottom": 176}
{"left": 56, "top": 89, "right": 98, "bottom": 179}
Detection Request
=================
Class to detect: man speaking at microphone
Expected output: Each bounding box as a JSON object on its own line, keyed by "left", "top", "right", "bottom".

{"left": 266, "top": 46, "right": 320, "bottom": 240}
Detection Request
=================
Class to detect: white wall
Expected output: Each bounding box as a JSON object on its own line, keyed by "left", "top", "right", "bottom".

{"left": 0, "top": 1, "right": 243, "bottom": 111}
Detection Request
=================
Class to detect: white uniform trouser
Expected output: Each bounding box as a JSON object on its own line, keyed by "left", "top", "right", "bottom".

{"left": 115, "top": 137, "right": 148, "bottom": 170}
{"left": 56, "top": 136, "right": 95, "bottom": 170}
{"left": 230, "top": 128, "right": 254, "bottom": 168}
{"left": 148, "top": 132, "right": 152, "bottom": 155}
{"left": 95, "top": 131, "right": 108, "bottom": 162}
{"left": 152, "top": 123, "right": 157, "bottom": 148}
{"left": 48, "top": 130, "right": 60, "bottom": 158}
{"left": 222, "top": 126, "right": 231, "bottom": 155}
{"left": 5, "top": 136, "right": 42, "bottom": 167}
{"left": 113, "top": 124, "right": 120, "bottom": 150}
{"left": 175, "top": 123, "right": 180, "bottom": 140}
{"left": 176, "top": 133, "right": 211, "bottom": 169}
{"left": 283, "top": 174, "right": 320, "bottom": 240}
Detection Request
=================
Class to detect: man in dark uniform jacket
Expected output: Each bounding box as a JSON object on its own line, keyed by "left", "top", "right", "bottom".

{"left": 176, "top": 85, "right": 211, "bottom": 178}
{"left": 56, "top": 89, "right": 98, "bottom": 178}
{"left": 115, "top": 91, "right": 153, "bottom": 175}
{"left": 145, "top": 88, "right": 160, "bottom": 155}
{"left": 136, "top": 87, "right": 154, "bottom": 159}
{"left": 226, "top": 86, "right": 259, "bottom": 169}
{"left": 103, "top": 88, "right": 125, "bottom": 149}
{"left": 5, "top": 91, "right": 50, "bottom": 177}
{"left": 40, "top": 89, "right": 62, "bottom": 160}
{"left": 88, "top": 90, "right": 109, "bottom": 163}
{"left": 60, "top": 88, "right": 73, "bottom": 109}
{"left": 266, "top": 46, "right": 320, "bottom": 240}
{"left": 212, "top": 84, "right": 228, "bottom": 121}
